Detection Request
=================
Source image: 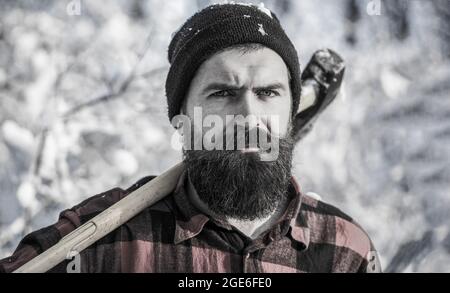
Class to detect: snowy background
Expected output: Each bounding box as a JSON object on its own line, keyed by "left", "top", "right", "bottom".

{"left": 0, "top": 0, "right": 449, "bottom": 272}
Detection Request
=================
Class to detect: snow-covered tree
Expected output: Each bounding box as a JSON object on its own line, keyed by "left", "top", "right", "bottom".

{"left": 0, "top": 0, "right": 449, "bottom": 272}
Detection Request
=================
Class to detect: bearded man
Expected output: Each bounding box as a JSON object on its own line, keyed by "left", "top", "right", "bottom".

{"left": 0, "top": 3, "right": 380, "bottom": 273}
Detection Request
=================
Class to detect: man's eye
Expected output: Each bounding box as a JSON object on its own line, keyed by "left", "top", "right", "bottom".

{"left": 210, "top": 90, "right": 233, "bottom": 97}
{"left": 257, "top": 90, "right": 279, "bottom": 97}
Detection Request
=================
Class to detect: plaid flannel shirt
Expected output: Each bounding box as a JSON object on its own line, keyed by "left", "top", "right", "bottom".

{"left": 0, "top": 171, "right": 381, "bottom": 273}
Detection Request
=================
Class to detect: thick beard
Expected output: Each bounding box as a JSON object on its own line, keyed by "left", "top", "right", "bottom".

{"left": 184, "top": 135, "right": 295, "bottom": 221}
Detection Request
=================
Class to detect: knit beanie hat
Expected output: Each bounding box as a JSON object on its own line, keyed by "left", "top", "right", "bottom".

{"left": 165, "top": 3, "right": 301, "bottom": 121}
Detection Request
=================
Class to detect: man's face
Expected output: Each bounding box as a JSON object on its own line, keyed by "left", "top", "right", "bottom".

{"left": 182, "top": 45, "right": 295, "bottom": 220}
{"left": 184, "top": 46, "right": 292, "bottom": 139}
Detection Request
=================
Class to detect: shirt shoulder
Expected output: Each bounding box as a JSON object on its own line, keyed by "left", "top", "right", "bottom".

{"left": 62, "top": 175, "right": 171, "bottom": 225}
{"left": 0, "top": 175, "right": 173, "bottom": 273}
{"left": 299, "top": 194, "right": 381, "bottom": 272}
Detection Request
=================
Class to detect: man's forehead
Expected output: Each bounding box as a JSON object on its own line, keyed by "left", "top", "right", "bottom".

{"left": 197, "top": 47, "right": 290, "bottom": 86}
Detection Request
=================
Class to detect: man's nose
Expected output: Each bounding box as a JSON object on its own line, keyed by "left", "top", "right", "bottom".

{"left": 238, "top": 90, "right": 259, "bottom": 116}
{"left": 235, "top": 90, "right": 264, "bottom": 130}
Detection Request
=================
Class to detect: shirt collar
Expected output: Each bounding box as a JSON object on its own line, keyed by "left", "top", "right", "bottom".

{"left": 287, "top": 178, "right": 311, "bottom": 248}
{"left": 172, "top": 171, "right": 210, "bottom": 245}
{"left": 171, "top": 170, "right": 310, "bottom": 249}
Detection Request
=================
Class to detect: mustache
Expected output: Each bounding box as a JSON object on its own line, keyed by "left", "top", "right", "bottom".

{"left": 224, "top": 125, "right": 274, "bottom": 150}
{"left": 184, "top": 131, "right": 294, "bottom": 164}
{"left": 189, "top": 124, "right": 278, "bottom": 150}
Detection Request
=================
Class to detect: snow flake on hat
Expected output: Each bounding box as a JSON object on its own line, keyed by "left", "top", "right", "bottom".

{"left": 256, "top": 3, "right": 272, "bottom": 18}
{"left": 258, "top": 23, "right": 267, "bottom": 36}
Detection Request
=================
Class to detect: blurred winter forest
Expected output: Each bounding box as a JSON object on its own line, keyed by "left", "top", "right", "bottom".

{"left": 0, "top": 0, "right": 449, "bottom": 272}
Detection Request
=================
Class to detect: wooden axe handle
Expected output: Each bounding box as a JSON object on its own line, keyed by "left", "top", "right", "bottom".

{"left": 13, "top": 162, "right": 184, "bottom": 273}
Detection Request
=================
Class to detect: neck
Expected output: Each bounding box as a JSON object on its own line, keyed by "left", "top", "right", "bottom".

{"left": 186, "top": 176, "right": 288, "bottom": 239}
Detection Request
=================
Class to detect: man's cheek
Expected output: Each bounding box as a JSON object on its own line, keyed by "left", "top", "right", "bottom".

{"left": 203, "top": 115, "right": 224, "bottom": 150}
{"left": 264, "top": 114, "right": 283, "bottom": 137}
{"left": 260, "top": 136, "right": 280, "bottom": 162}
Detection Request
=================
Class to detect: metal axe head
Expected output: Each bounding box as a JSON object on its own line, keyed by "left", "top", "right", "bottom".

{"left": 292, "top": 48, "right": 346, "bottom": 141}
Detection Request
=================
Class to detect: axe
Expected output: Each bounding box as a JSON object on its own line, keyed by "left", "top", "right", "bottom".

{"left": 14, "top": 49, "right": 345, "bottom": 273}
{"left": 293, "top": 48, "right": 345, "bottom": 141}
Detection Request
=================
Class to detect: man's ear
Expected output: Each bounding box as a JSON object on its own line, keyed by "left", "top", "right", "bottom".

{"left": 175, "top": 103, "right": 187, "bottom": 136}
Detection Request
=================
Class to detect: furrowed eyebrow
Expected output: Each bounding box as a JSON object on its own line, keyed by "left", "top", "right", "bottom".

{"left": 253, "top": 83, "right": 287, "bottom": 92}
{"left": 202, "top": 83, "right": 241, "bottom": 95}
{"left": 202, "top": 82, "right": 287, "bottom": 95}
